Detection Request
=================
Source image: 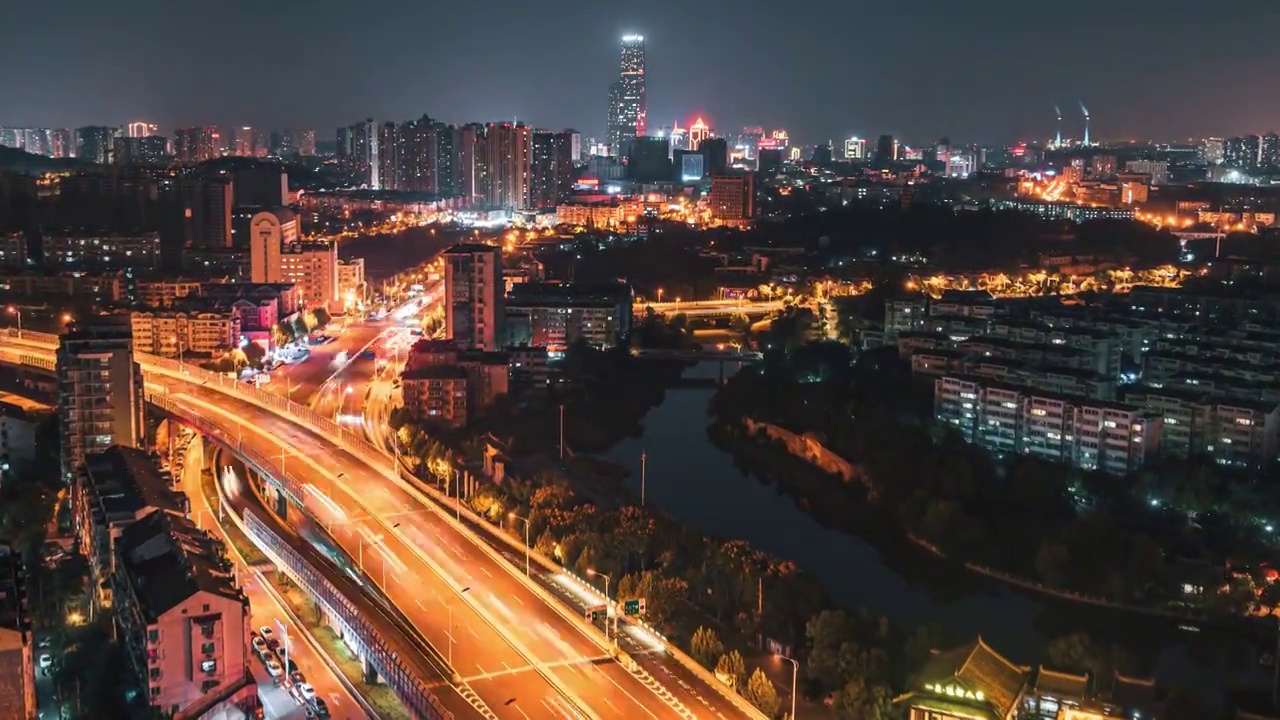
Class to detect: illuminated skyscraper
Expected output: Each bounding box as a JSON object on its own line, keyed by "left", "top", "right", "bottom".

{"left": 607, "top": 35, "right": 646, "bottom": 156}
{"left": 127, "top": 122, "right": 158, "bottom": 138}
{"left": 688, "top": 117, "right": 710, "bottom": 150}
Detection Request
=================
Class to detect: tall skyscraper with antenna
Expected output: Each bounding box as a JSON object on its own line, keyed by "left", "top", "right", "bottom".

{"left": 607, "top": 34, "right": 647, "bottom": 156}
{"left": 1053, "top": 103, "right": 1063, "bottom": 148}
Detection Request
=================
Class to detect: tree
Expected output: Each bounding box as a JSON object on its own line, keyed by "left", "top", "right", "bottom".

{"left": 1044, "top": 633, "right": 1134, "bottom": 680}
{"left": 832, "top": 677, "right": 892, "bottom": 720}
{"left": 312, "top": 306, "right": 332, "bottom": 328}
{"left": 690, "top": 626, "right": 723, "bottom": 669}
{"left": 729, "top": 312, "right": 751, "bottom": 334}
{"left": 805, "top": 610, "right": 857, "bottom": 688}
{"left": 742, "top": 667, "right": 781, "bottom": 716}
{"left": 715, "top": 650, "right": 746, "bottom": 690}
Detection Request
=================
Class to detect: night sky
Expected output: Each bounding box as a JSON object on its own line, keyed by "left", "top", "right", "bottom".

{"left": 2, "top": 0, "right": 1276, "bottom": 145}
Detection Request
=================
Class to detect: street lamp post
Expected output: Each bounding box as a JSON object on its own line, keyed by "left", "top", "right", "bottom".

{"left": 587, "top": 569, "right": 613, "bottom": 645}
{"left": 779, "top": 655, "right": 799, "bottom": 720}
{"left": 509, "top": 513, "right": 531, "bottom": 577}
{"left": 6, "top": 306, "right": 21, "bottom": 337}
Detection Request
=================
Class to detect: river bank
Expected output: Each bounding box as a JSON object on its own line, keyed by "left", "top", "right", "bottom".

{"left": 717, "top": 418, "right": 1262, "bottom": 630}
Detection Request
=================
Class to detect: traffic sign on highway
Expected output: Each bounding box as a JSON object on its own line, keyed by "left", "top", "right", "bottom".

{"left": 585, "top": 604, "right": 608, "bottom": 622}
{"left": 623, "top": 598, "right": 646, "bottom": 617}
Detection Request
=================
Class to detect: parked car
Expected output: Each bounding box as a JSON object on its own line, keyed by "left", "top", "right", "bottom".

{"left": 265, "top": 659, "right": 284, "bottom": 678}
{"left": 289, "top": 670, "right": 306, "bottom": 686}
{"left": 296, "top": 683, "right": 316, "bottom": 702}
{"left": 312, "top": 698, "right": 330, "bottom": 718}
{"left": 251, "top": 636, "right": 268, "bottom": 654}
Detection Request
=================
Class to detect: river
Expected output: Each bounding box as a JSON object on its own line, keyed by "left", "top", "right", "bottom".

{"left": 599, "top": 361, "right": 1266, "bottom": 696}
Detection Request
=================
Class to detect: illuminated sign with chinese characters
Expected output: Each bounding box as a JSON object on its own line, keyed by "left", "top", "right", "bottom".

{"left": 923, "top": 683, "right": 985, "bottom": 702}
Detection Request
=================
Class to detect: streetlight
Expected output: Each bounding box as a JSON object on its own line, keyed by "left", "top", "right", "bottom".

{"left": 6, "top": 306, "right": 21, "bottom": 336}
{"left": 779, "top": 654, "right": 799, "bottom": 720}
{"left": 509, "top": 513, "right": 531, "bottom": 577}
{"left": 586, "top": 569, "right": 614, "bottom": 645}
{"left": 448, "top": 586, "right": 471, "bottom": 671}
{"left": 656, "top": 288, "right": 663, "bottom": 305}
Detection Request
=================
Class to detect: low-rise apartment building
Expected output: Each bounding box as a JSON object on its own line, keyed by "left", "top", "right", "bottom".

{"left": 401, "top": 365, "right": 469, "bottom": 428}
{"left": 505, "top": 281, "right": 633, "bottom": 351}
{"left": 1126, "top": 384, "right": 1279, "bottom": 468}
{"left": 936, "top": 375, "right": 1160, "bottom": 475}
{"left": 129, "top": 307, "right": 241, "bottom": 358}
{"left": 72, "top": 446, "right": 187, "bottom": 609}
{"left": 135, "top": 279, "right": 204, "bottom": 308}
{"left": 113, "top": 511, "right": 250, "bottom": 717}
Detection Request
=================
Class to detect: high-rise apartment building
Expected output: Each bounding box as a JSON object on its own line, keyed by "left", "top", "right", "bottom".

{"left": 481, "top": 123, "right": 532, "bottom": 210}
{"left": 1261, "top": 132, "right": 1280, "bottom": 168}
{"left": 76, "top": 126, "right": 118, "bottom": 164}
{"left": 436, "top": 124, "right": 459, "bottom": 197}
{"left": 875, "top": 134, "right": 899, "bottom": 166}
{"left": 444, "top": 243, "right": 503, "bottom": 350}
{"left": 232, "top": 127, "right": 255, "bottom": 157}
{"left": 377, "top": 122, "right": 401, "bottom": 191}
{"left": 161, "top": 176, "right": 233, "bottom": 249}
{"left": 50, "top": 128, "right": 74, "bottom": 158}
{"left": 346, "top": 119, "right": 379, "bottom": 188}
{"left": 844, "top": 137, "right": 866, "bottom": 160}
{"left": 607, "top": 35, "right": 647, "bottom": 156}
{"left": 173, "top": 127, "right": 220, "bottom": 163}
{"left": 113, "top": 136, "right": 169, "bottom": 165}
{"left": 531, "top": 130, "right": 574, "bottom": 209}
{"left": 709, "top": 173, "right": 755, "bottom": 225}
{"left": 457, "top": 123, "right": 484, "bottom": 204}
{"left": 56, "top": 315, "right": 146, "bottom": 479}
{"left": 388, "top": 115, "right": 443, "bottom": 194}
{"left": 294, "top": 129, "right": 316, "bottom": 156}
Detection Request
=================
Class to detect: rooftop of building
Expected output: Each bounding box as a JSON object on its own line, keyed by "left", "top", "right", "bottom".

{"left": 115, "top": 510, "right": 241, "bottom": 622}
{"left": 444, "top": 243, "right": 501, "bottom": 255}
{"left": 403, "top": 365, "right": 469, "bottom": 381}
{"left": 410, "top": 339, "right": 460, "bottom": 356}
{"left": 944, "top": 374, "right": 1150, "bottom": 415}
{"left": 906, "top": 637, "right": 1028, "bottom": 718}
{"left": 0, "top": 390, "right": 52, "bottom": 420}
{"left": 82, "top": 446, "right": 184, "bottom": 521}
{"left": 1026, "top": 666, "right": 1089, "bottom": 699}
{"left": 935, "top": 289, "right": 995, "bottom": 304}
{"left": 507, "top": 281, "right": 632, "bottom": 304}
{"left": 251, "top": 207, "right": 296, "bottom": 224}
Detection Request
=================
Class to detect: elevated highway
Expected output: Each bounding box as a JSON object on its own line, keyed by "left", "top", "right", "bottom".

{"left": 0, "top": 329, "right": 763, "bottom": 720}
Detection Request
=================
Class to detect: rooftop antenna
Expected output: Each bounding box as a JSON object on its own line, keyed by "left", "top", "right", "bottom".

{"left": 1079, "top": 101, "right": 1091, "bottom": 146}
{"left": 1053, "top": 103, "right": 1063, "bottom": 148}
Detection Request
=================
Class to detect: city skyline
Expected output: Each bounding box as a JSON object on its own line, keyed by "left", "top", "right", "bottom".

{"left": 3, "top": 0, "right": 1280, "bottom": 145}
